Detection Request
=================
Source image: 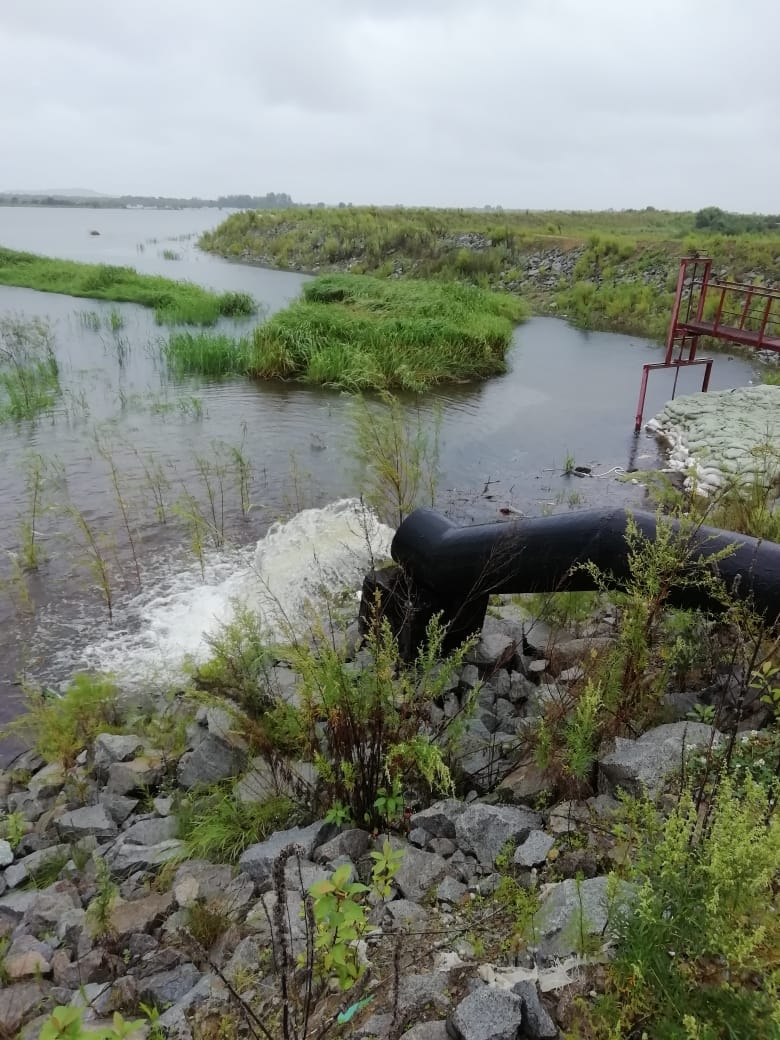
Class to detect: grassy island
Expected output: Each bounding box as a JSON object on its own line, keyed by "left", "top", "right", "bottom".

{"left": 0, "top": 246, "right": 256, "bottom": 325}
{"left": 164, "top": 274, "right": 527, "bottom": 390}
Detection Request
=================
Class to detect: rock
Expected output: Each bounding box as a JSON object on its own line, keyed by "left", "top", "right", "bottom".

{"left": 508, "top": 671, "right": 535, "bottom": 704}
{"left": 26, "top": 763, "right": 66, "bottom": 801}
{"left": 370, "top": 898, "right": 428, "bottom": 929}
{"left": 398, "top": 971, "right": 451, "bottom": 1017}
{"left": 57, "top": 805, "right": 118, "bottom": 841}
{"left": 177, "top": 731, "right": 248, "bottom": 790}
{"left": 93, "top": 734, "right": 146, "bottom": 771}
{"left": 437, "top": 876, "right": 467, "bottom": 905}
{"left": 354, "top": 1013, "right": 393, "bottom": 1038}
{"left": 314, "top": 828, "right": 371, "bottom": 863}
{"left": 533, "top": 875, "right": 631, "bottom": 959}
{"left": 284, "top": 856, "right": 340, "bottom": 894}
{"left": 138, "top": 963, "right": 202, "bottom": 1007}
{"left": 598, "top": 722, "right": 722, "bottom": 798}
{"left": 4, "top": 935, "right": 52, "bottom": 979}
{"left": 99, "top": 793, "right": 139, "bottom": 825}
{"left": 0, "top": 982, "right": 52, "bottom": 1037}
{"left": 120, "top": 816, "right": 178, "bottom": 846}
{"left": 104, "top": 838, "right": 185, "bottom": 878}
{"left": 156, "top": 974, "right": 223, "bottom": 1038}
{"left": 546, "top": 802, "right": 588, "bottom": 835}
{"left": 401, "top": 1022, "right": 449, "bottom": 1040}
{"left": 0, "top": 840, "right": 12, "bottom": 867}
{"left": 4, "top": 845, "right": 70, "bottom": 889}
{"left": 110, "top": 890, "right": 174, "bottom": 940}
{"left": 497, "top": 757, "right": 550, "bottom": 804}
{"left": 22, "top": 885, "right": 81, "bottom": 936}
{"left": 0, "top": 889, "right": 38, "bottom": 926}
{"left": 510, "top": 980, "right": 558, "bottom": 1039}
{"left": 547, "top": 637, "right": 613, "bottom": 674}
{"left": 447, "top": 986, "right": 525, "bottom": 1040}
{"left": 466, "top": 632, "right": 518, "bottom": 670}
{"left": 107, "top": 756, "right": 164, "bottom": 795}
{"left": 394, "top": 845, "right": 449, "bottom": 903}
{"left": 513, "top": 831, "right": 555, "bottom": 868}
{"left": 454, "top": 804, "right": 542, "bottom": 869}
{"left": 51, "top": 948, "right": 113, "bottom": 989}
{"left": 238, "top": 821, "right": 328, "bottom": 888}
{"left": 410, "top": 800, "right": 467, "bottom": 839}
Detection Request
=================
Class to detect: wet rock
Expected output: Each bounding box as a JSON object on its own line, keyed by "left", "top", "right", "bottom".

{"left": 448, "top": 986, "right": 525, "bottom": 1040}
{"left": 454, "top": 804, "right": 542, "bottom": 869}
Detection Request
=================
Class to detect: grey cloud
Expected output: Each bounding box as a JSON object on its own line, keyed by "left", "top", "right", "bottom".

{"left": 1, "top": 0, "right": 778, "bottom": 208}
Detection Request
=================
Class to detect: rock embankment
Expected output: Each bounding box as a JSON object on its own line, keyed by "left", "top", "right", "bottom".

{"left": 0, "top": 602, "right": 770, "bottom": 1039}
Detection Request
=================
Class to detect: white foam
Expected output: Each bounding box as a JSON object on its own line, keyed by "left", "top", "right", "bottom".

{"left": 77, "top": 499, "right": 393, "bottom": 684}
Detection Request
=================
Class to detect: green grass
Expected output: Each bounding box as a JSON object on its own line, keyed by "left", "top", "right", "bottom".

{"left": 164, "top": 331, "right": 253, "bottom": 377}
{"left": 249, "top": 273, "right": 527, "bottom": 390}
{"left": 200, "top": 206, "right": 780, "bottom": 342}
{"left": 0, "top": 246, "right": 256, "bottom": 326}
{"left": 0, "top": 315, "right": 61, "bottom": 421}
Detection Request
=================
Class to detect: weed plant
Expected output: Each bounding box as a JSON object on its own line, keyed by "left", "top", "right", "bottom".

{"left": 164, "top": 330, "right": 253, "bottom": 377}
{"left": 1, "top": 673, "right": 120, "bottom": 768}
{"left": 0, "top": 315, "right": 60, "bottom": 421}
{"left": 178, "top": 785, "right": 296, "bottom": 863}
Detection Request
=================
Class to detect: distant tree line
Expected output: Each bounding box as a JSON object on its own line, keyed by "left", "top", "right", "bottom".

{"left": 0, "top": 192, "right": 298, "bottom": 210}
{"left": 694, "top": 206, "right": 780, "bottom": 235}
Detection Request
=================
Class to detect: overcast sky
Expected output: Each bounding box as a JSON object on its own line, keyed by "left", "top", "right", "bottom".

{"left": 1, "top": 0, "right": 777, "bottom": 211}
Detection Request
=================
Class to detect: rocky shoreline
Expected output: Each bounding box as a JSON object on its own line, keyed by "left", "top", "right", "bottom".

{"left": 2, "top": 596, "right": 771, "bottom": 1040}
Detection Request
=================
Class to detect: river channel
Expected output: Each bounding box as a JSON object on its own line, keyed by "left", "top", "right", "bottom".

{"left": 0, "top": 206, "right": 758, "bottom": 743}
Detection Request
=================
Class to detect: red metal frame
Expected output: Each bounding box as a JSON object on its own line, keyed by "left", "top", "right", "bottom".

{"left": 635, "top": 256, "right": 780, "bottom": 431}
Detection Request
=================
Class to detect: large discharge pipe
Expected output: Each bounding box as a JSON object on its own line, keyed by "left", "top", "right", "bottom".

{"left": 360, "top": 508, "right": 780, "bottom": 655}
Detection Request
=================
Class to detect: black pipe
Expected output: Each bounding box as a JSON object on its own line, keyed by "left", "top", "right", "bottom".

{"left": 369, "top": 508, "right": 780, "bottom": 653}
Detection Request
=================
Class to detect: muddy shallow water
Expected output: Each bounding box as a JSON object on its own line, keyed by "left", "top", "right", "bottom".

{"left": 0, "top": 208, "right": 759, "bottom": 744}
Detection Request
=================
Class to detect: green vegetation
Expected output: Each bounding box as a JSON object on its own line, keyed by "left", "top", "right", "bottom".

{"left": 201, "top": 205, "right": 780, "bottom": 342}
{"left": 164, "top": 330, "right": 253, "bottom": 376}
{"left": 0, "top": 315, "right": 60, "bottom": 421}
{"left": 1, "top": 673, "right": 119, "bottom": 768}
{"left": 0, "top": 246, "right": 256, "bottom": 325}
{"left": 584, "top": 779, "right": 780, "bottom": 1040}
{"left": 249, "top": 273, "right": 526, "bottom": 390}
{"left": 178, "top": 785, "right": 296, "bottom": 863}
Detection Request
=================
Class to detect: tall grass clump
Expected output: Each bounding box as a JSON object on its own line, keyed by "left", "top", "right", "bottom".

{"left": 249, "top": 273, "right": 527, "bottom": 390}
{"left": 0, "top": 248, "right": 256, "bottom": 326}
{"left": 164, "top": 331, "right": 252, "bottom": 377}
{"left": 0, "top": 315, "right": 60, "bottom": 421}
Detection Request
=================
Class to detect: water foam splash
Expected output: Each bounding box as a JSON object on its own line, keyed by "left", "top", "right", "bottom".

{"left": 77, "top": 499, "right": 393, "bottom": 684}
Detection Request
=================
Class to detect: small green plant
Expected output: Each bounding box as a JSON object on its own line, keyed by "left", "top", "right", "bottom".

{"left": 562, "top": 450, "right": 576, "bottom": 476}
{"left": 18, "top": 452, "right": 48, "bottom": 570}
{"left": 754, "top": 658, "right": 780, "bottom": 718}
{"left": 324, "top": 801, "right": 353, "bottom": 828}
{"left": 39, "top": 1006, "right": 144, "bottom": 1040}
{"left": 106, "top": 307, "right": 125, "bottom": 332}
{"left": 195, "top": 604, "right": 276, "bottom": 714}
{"left": 308, "top": 843, "right": 404, "bottom": 990}
{"left": 1, "top": 809, "right": 26, "bottom": 849}
{"left": 372, "top": 775, "right": 405, "bottom": 829}
{"left": 86, "top": 857, "right": 119, "bottom": 938}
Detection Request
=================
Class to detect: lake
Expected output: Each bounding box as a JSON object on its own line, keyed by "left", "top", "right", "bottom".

{"left": 0, "top": 206, "right": 758, "bottom": 746}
